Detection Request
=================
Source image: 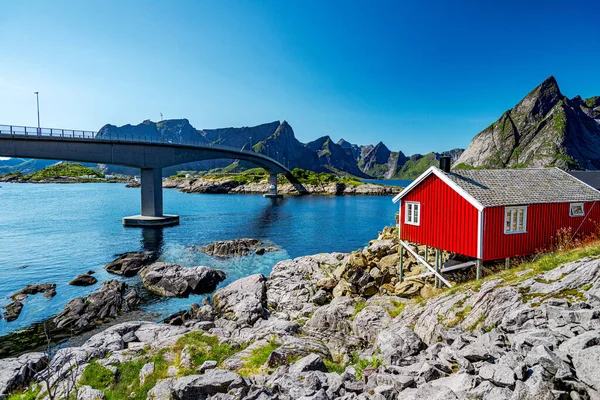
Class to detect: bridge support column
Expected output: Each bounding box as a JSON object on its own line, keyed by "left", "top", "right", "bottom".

{"left": 263, "top": 173, "right": 283, "bottom": 199}
{"left": 123, "top": 168, "right": 179, "bottom": 227}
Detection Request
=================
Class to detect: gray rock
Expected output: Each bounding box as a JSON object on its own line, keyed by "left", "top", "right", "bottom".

{"left": 558, "top": 331, "right": 600, "bottom": 391}
{"left": 524, "top": 345, "right": 572, "bottom": 380}
{"left": 352, "top": 305, "right": 392, "bottom": 344}
{"left": 77, "top": 385, "right": 105, "bottom": 399}
{"left": 139, "top": 262, "right": 226, "bottom": 298}
{"left": 430, "top": 372, "right": 478, "bottom": 395}
{"left": 147, "top": 377, "right": 176, "bottom": 400}
{"left": 267, "top": 253, "right": 349, "bottom": 321}
{"left": 3, "top": 283, "right": 57, "bottom": 321}
{"left": 197, "top": 238, "right": 263, "bottom": 258}
{"left": 375, "top": 326, "right": 423, "bottom": 365}
{"left": 266, "top": 336, "right": 331, "bottom": 368}
{"left": 53, "top": 280, "right": 139, "bottom": 330}
{"left": 288, "top": 354, "right": 328, "bottom": 375}
{"left": 457, "top": 341, "right": 492, "bottom": 362}
{"left": 172, "top": 369, "right": 245, "bottom": 399}
{"left": 104, "top": 251, "right": 155, "bottom": 277}
{"left": 303, "top": 297, "right": 359, "bottom": 353}
{"left": 212, "top": 274, "right": 267, "bottom": 327}
{"left": 3, "top": 301, "right": 24, "bottom": 322}
{"left": 0, "top": 352, "right": 48, "bottom": 398}
{"left": 368, "top": 372, "right": 414, "bottom": 392}
{"left": 399, "top": 383, "right": 458, "bottom": 400}
{"left": 68, "top": 274, "right": 98, "bottom": 286}
{"left": 469, "top": 381, "right": 512, "bottom": 400}
{"left": 310, "top": 289, "right": 330, "bottom": 306}
{"left": 190, "top": 303, "right": 217, "bottom": 322}
{"left": 198, "top": 360, "right": 218, "bottom": 373}
{"left": 478, "top": 363, "right": 515, "bottom": 388}
{"left": 139, "top": 362, "right": 155, "bottom": 385}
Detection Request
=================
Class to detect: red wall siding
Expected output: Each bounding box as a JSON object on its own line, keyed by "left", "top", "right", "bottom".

{"left": 483, "top": 202, "right": 600, "bottom": 260}
{"left": 400, "top": 174, "right": 479, "bottom": 258}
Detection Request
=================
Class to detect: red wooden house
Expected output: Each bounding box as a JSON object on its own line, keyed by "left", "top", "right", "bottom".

{"left": 392, "top": 159, "right": 600, "bottom": 283}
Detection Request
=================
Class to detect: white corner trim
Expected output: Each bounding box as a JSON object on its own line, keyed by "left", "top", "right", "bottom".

{"left": 392, "top": 166, "right": 437, "bottom": 203}
{"left": 392, "top": 166, "right": 484, "bottom": 211}
{"left": 477, "top": 209, "right": 484, "bottom": 259}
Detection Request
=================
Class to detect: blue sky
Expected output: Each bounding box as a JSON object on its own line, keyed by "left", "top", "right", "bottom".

{"left": 0, "top": 0, "right": 597, "bottom": 155}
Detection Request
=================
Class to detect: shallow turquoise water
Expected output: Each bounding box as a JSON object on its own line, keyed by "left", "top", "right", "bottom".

{"left": 0, "top": 183, "right": 397, "bottom": 336}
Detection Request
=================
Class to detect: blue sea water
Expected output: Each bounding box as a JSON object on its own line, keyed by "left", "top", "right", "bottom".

{"left": 0, "top": 183, "right": 397, "bottom": 336}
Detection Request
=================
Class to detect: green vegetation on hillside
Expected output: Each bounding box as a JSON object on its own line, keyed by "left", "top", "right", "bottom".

{"left": 170, "top": 167, "right": 366, "bottom": 186}
{"left": 26, "top": 162, "right": 104, "bottom": 181}
{"left": 290, "top": 168, "right": 362, "bottom": 186}
{"left": 392, "top": 153, "right": 438, "bottom": 179}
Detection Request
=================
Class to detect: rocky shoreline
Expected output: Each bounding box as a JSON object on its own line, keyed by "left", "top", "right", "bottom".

{"left": 1, "top": 230, "right": 599, "bottom": 399}
{"left": 160, "top": 177, "right": 401, "bottom": 196}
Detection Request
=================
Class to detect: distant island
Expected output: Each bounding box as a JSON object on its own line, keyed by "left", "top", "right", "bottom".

{"left": 156, "top": 168, "right": 402, "bottom": 196}
{"left": 0, "top": 162, "right": 127, "bottom": 183}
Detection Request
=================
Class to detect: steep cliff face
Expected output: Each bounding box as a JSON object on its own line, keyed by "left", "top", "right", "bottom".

{"left": 455, "top": 76, "right": 600, "bottom": 169}
{"left": 305, "top": 136, "right": 369, "bottom": 177}
{"left": 252, "top": 121, "right": 321, "bottom": 171}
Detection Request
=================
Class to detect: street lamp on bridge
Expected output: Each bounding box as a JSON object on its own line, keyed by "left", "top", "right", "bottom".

{"left": 34, "top": 92, "right": 40, "bottom": 136}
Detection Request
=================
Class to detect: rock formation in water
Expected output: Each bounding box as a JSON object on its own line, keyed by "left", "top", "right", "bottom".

{"left": 138, "top": 262, "right": 226, "bottom": 298}
{"left": 456, "top": 76, "right": 600, "bottom": 169}
{"left": 197, "top": 238, "right": 266, "bottom": 258}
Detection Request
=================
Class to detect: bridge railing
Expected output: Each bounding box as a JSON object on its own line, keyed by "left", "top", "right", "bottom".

{"left": 0, "top": 124, "right": 290, "bottom": 169}
{"left": 0, "top": 124, "right": 97, "bottom": 139}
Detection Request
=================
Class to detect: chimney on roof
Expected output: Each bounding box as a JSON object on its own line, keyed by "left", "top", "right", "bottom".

{"left": 439, "top": 156, "right": 451, "bottom": 173}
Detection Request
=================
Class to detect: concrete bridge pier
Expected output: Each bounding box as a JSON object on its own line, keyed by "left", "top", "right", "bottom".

{"left": 264, "top": 173, "right": 283, "bottom": 199}
{"left": 123, "top": 168, "right": 180, "bottom": 227}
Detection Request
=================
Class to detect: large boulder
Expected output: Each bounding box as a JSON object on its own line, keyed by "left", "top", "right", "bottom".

{"left": 53, "top": 280, "right": 139, "bottom": 330}
{"left": 375, "top": 325, "right": 424, "bottom": 365}
{"left": 352, "top": 305, "right": 392, "bottom": 344}
{"left": 0, "top": 352, "right": 48, "bottom": 398}
{"left": 303, "top": 297, "right": 360, "bottom": 354}
{"left": 3, "top": 283, "right": 57, "bottom": 321}
{"left": 197, "top": 238, "right": 265, "bottom": 258}
{"left": 171, "top": 369, "right": 246, "bottom": 399}
{"left": 68, "top": 274, "right": 98, "bottom": 286}
{"left": 212, "top": 274, "right": 267, "bottom": 326}
{"left": 104, "top": 251, "right": 155, "bottom": 277}
{"left": 267, "top": 253, "right": 349, "bottom": 320}
{"left": 139, "top": 262, "right": 226, "bottom": 298}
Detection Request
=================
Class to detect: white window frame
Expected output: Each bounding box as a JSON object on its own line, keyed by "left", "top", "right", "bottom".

{"left": 405, "top": 201, "right": 421, "bottom": 226}
{"left": 504, "top": 206, "right": 527, "bottom": 234}
{"left": 570, "top": 203, "right": 585, "bottom": 217}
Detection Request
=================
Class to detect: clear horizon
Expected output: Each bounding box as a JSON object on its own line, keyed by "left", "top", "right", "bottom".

{"left": 0, "top": 0, "right": 598, "bottom": 155}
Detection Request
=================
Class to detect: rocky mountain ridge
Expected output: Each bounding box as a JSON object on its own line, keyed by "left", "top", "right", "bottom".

{"left": 93, "top": 120, "right": 461, "bottom": 179}
{"left": 456, "top": 76, "right": 600, "bottom": 169}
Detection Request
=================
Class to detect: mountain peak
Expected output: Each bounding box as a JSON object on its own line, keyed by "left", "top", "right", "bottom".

{"left": 455, "top": 77, "right": 600, "bottom": 170}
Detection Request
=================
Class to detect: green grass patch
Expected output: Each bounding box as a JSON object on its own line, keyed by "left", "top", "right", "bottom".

{"left": 79, "top": 350, "right": 170, "bottom": 400}
{"left": 352, "top": 354, "right": 383, "bottom": 380}
{"left": 238, "top": 340, "right": 280, "bottom": 377}
{"left": 387, "top": 300, "right": 406, "bottom": 318}
{"left": 6, "top": 385, "right": 40, "bottom": 400}
{"left": 350, "top": 301, "right": 367, "bottom": 321}
{"left": 445, "top": 305, "right": 471, "bottom": 328}
{"left": 173, "top": 332, "right": 240, "bottom": 370}
{"left": 324, "top": 358, "right": 346, "bottom": 374}
{"left": 80, "top": 361, "right": 115, "bottom": 388}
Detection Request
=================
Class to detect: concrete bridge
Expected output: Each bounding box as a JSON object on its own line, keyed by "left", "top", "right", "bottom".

{"left": 0, "top": 124, "right": 296, "bottom": 226}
